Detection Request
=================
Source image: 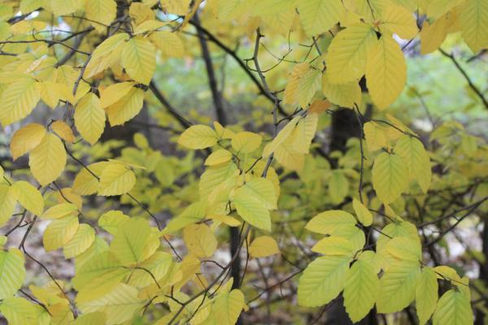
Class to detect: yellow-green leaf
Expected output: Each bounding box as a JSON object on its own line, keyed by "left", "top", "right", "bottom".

{"left": 0, "top": 78, "right": 40, "bottom": 125}
{"left": 305, "top": 210, "right": 357, "bottom": 234}
{"left": 29, "top": 133, "right": 67, "bottom": 186}
{"left": 105, "top": 87, "right": 145, "bottom": 126}
{"left": 51, "top": 120, "right": 75, "bottom": 143}
{"left": 0, "top": 248, "right": 25, "bottom": 299}
{"left": 0, "top": 297, "right": 39, "bottom": 325}
{"left": 298, "top": 255, "right": 352, "bottom": 307}
{"left": 178, "top": 125, "right": 218, "bottom": 149}
{"left": 366, "top": 35, "right": 406, "bottom": 109}
{"left": 213, "top": 289, "right": 245, "bottom": 325}
{"left": 376, "top": 261, "right": 420, "bottom": 313}
{"left": 150, "top": 30, "right": 185, "bottom": 58}
{"left": 85, "top": 0, "right": 117, "bottom": 33}
{"left": 231, "top": 131, "right": 262, "bottom": 154}
{"left": 0, "top": 184, "right": 16, "bottom": 227}
{"left": 344, "top": 259, "right": 379, "bottom": 323}
{"left": 298, "top": 0, "right": 345, "bottom": 37}
{"left": 372, "top": 152, "right": 408, "bottom": 204}
{"left": 109, "top": 218, "right": 152, "bottom": 265}
{"left": 381, "top": 4, "right": 418, "bottom": 39}
{"left": 433, "top": 290, "right": 473, "bottom": 325}
{"left": 326, "top": 24, "right": 377, "bottom": 84}
{"left": 72, "top": 162, "right": 109, "bottom": 195}
{"left": 64, "top": 224, "right": 96, "bottom": 259}
{"left": 43, "top": 215, "right": 79, "bottom": 251}
{"left": 40, "top": 203, "right": 78, "bottom": 220}
{"left": 75, "top": 93, "right": 106, "bottom": 145}
{"left": 249, "top": 236, "right": 280, "bottom": 258}
{"left": 183, "top": 224, "right": 218, "bottom": 258}
{"left": 205, "top": 149, "right": 233, "bottom": 166}
{"left": 100, "top": 82, "right": 136, "bottom": 108}
{"left": 98, "top": 163, "right": 136, "bottom": 196}
{"left": 11, "top": 181, "right": 44, "bottom": 215}
{"left": 416, "top": 267, "right": 438, "bottom": 325}
{"left": 395, "top": 135, "right": 432, "bottom": 193}
{"left": 459, "top": 0, "right": 488, "bottom": 52}
{"left": 121, "top": 36, "right": 156, "bottom": 85}
{"left": 322, "top": 74, "right": 362, "bottom": 108}
{"left": 352, "top": 198, "right": 373, "bottom": 226}
{"left": 234, "top": 184, "right": 271, "bottom": 231}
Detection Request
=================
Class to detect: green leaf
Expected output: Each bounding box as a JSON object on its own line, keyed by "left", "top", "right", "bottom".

{"left": 298, "top": 255, "right": 352, "bottom": 307}
{"left": 433, "top": 290, "right": 473, "bottom": 325}
{"left": 344, "top": 259, "right": 379, "bottom": 323}
{"left": 416, "top": 267, "right": 439, "bottom": 325}
{"left": 372, "top": 152, "right": 408, "bottom": 204}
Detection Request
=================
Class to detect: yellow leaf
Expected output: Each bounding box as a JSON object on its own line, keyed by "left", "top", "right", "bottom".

{"left": 352, "top": 198, "right": 373, "bottom": 226}
{"left": 178, "top": 125, "right": 218, "bottom": 149}
{"left": 121, "top": 36, "right": 156, "bottom": 85}
{"left": 100, "top": 82, "right": 136, "bottom": 108}
{"left": 322, "top": 74, "right": 362, "bottom": 108}
{"left": 262, "top": 116, "right": 300, "bottom": 158}
{"left": 326, "top": 24, "right": 377, "bottom": 84}
{"left": 183, "top": 224, "right": 218, "bottom": 258}
{"left": 416, "top": 267, "right": 438, "bottom": 325}
{"left": 381, "top": 4, "right": 418, "bottom": 39}
{"left": 283, "top": 63, "right": 310, "bottom": 105}
{"left": 213, "top": 289, "right": 245, "bottom": 325}
{"left": 98, "top": 163, "right": 136, "bottom": 196}
{"left": 10, "top": 123, "right": 46, "bottom": 160}
{"left": 363, "top": 121, "right": 388, "bottom": 151}
{"left": 0, "top": 184, "right": 16, "bottom": 226}
{"left": 29, "top": 133, "right": 67, "bottom": 186}
{"left": 420, "top": 15, "right": 450, "bottom": 54}
{"left": 43, "top": 215, "right": 79, "bottom": 251}
{"left": 129, "top": 2, "right": 156, "bottom": 25}
{"left": 231, "top": 131, "right": 262, "bottom": 154}
{"left": 85, "top": 0, "right": 117, "bottom": 33}
{"left": 150, "top": 31, "right": 185, "bottom": 58}
{"left": 0, "top": 78, "right": 40, "bottom": 125}
{"left": 249, "top": 236, "right": 280, "bottom": 258}
{"left": 432, "top": 290, "right": 473, "bottom": 325}
{"left": 51, "top": 120, "right": 75, "bottom": 143}
{"left": 160, "top": 0, "right": 191, "bottom": 15}
{"left": 372, "top": 152, "right": 408, "bottom": 204}
{"left": 297, "top": 68, "right": 321, "bottom": 107}
{"left": 105, "top": 88, "right": 145, "bottom": 126}
{"left": 40, "top": 203, "right": 78, "bottom": 220}
{"left": 11, "top": 181, "right": 44, "bottom": 215}
{"left": 75, "top": 93, "right": 106, "bottom": 145}
{"left": 205, "top": 149, "right": 233, "bottom": 166}
{"left": 298, "top": 0, "right": 345, "bottom": 37}
{"left": 459, "top": 0, "right": 488, "bottom": 52}
{"left": 64, "top": 224, "right": 96, "bottom": 259}
{"left": 98, "top": 210, "right": 130, "bottom": 235}
{"left": 366, "top": 35, "right": 406, "bottom": 109}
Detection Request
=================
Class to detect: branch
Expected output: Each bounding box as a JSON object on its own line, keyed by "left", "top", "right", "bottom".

{"left": 148, "top": 81, "right": 193, "bottom": 129}
{"left": 439, "top": 48, "right": 488, "bottom": 110}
